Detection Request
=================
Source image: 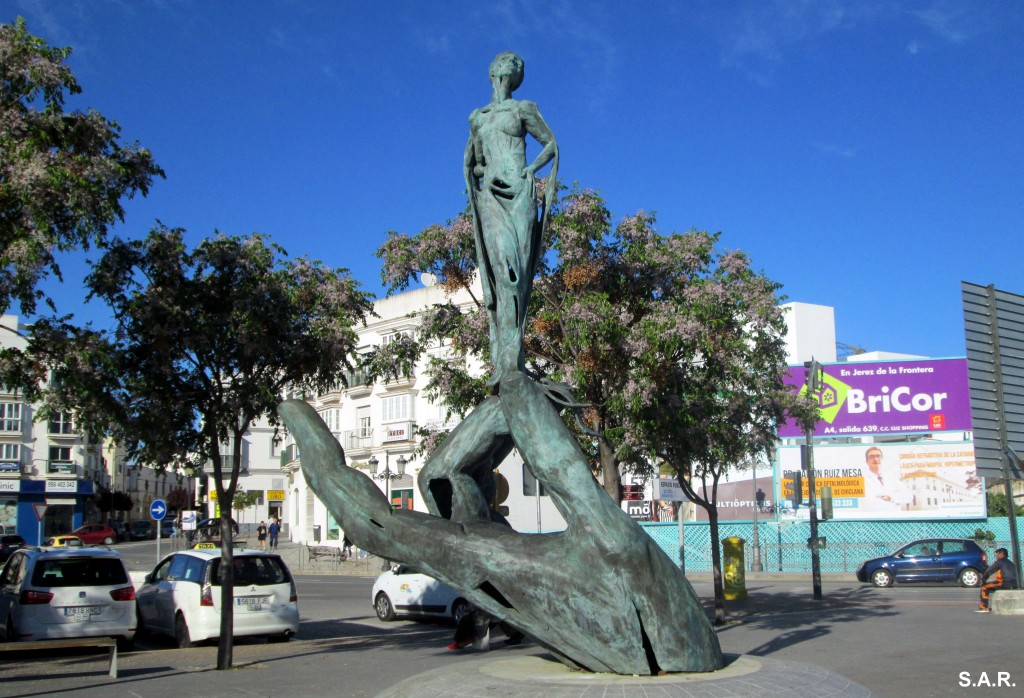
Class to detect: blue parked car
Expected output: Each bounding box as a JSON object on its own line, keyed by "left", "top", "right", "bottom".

{"left": 856, "top": 538, "right": 988, "bottom": 588}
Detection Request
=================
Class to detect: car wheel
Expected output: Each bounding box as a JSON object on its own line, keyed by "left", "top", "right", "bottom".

{"left": 871, "top": 569, "right": 894, "bottom": 588}
{"left": 451, "top": 599, "right": 470, "bottom": 625}
{"left": 374, "top": 592, "right": 396, "bottom": 621}
{"left": 175, "top": 613, "right": 193, "bottom": 649}
{"left": 267, "top": 632, "right": 291, "bottom": 643}
{"left": 103, "top": 536, "right": 114, "bottom": 545}
{"left": 959, "top": 568, "right": 982, "bottom": 587}
{"left": 117, "top": 636, "right": 134, "bottom": 652}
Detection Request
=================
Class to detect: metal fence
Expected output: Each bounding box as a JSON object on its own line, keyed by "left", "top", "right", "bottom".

{"left": 640, "top": 516, "right": 1021, "bottom": 573}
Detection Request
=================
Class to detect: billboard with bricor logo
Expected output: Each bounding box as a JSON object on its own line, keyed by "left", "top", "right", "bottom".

{"left": 777, "top": 358, "right": 973, "bottom": 438}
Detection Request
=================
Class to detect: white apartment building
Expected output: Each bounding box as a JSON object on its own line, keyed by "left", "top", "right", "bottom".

{"left": 200, "top": 423, "right": 291, "bottom": 533}
{"left": 1, "top": 315, "right": 106, "bottom": 543}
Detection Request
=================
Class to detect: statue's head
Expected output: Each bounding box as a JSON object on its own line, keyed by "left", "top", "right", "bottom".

{"left": 489, "top": 52, "right": 524, "bottom": 91}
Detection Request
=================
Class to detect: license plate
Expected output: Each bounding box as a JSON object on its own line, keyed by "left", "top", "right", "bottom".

{"left": 63, "top": 606, "right": 100, "bottom": 621}
{"left": 236, "top": 596, "right": 269, "bottom": 611}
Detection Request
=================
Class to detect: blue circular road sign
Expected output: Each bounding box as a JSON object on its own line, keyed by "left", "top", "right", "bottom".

{"left": 150, "top": 499, "right": 168, "bottom": 521}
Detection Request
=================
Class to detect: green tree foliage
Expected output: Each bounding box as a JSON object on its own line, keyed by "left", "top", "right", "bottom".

{"left": 0, "top": 18, "right": 162, "bottom": 316}
{"left": 96, "top": 489, "right": 132, "bottom": 517}
{"left": 986, "top": 490, "right": 1024, "bottom": 517}
{"left": 26, "top": 226, "right": 371, "bottom": 669}
{"left": 618, "top": 239, "right": 819, "bottom": 623}
{"left": 112, "top": 491, "right": 133, "bottom": 514}
{"left": 232, "top": 489, "right": 261, "bottom": 523}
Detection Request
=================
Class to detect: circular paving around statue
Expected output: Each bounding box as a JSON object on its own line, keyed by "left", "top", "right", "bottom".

{"left": 377, "top": 653, "right": 878, "bottom": 697}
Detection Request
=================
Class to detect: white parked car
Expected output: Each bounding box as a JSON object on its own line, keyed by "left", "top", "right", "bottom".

{"left": 372, "top": 565, "right": 470, "bottom": 623}
{"left": 0, "top": 548, "right": 136, "bottom": 647}
{"left": 135, "top": 549, "right": 298, "bottom": 647}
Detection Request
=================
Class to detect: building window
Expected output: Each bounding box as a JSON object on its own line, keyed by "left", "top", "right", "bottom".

{"left": 48, "top": 412, "right": 75, "bottom": 435}
{"left": 381, "top": 330, "right": 413, "bottom": 345}
{"left": 49, "top": 446, "right": 72, "bottom": 462}
{"left": 319, "top": 408, "right": 342, "bottom": 433}
{"left": 0, "top": 443, "right": 20, "bottom": 462}
{"left": 0, "top": 403, "right": 22, "bottom": 432}
{"left": 270, "top": 438, "right": 280, "bottom": 458}
{"left": 381, "top": 394, "right": 410, "bottom": 424}
{"left": 359, "top": 414, "right": 372, "bottom": 438}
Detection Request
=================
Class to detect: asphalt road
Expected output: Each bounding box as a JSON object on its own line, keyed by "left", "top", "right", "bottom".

{"left": 0, "top": 539, "right": 1019, "bottom": 697}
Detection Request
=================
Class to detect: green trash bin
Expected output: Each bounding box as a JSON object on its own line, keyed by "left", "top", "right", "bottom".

{"left": 723, "top": 536, "right": 748, "bottom": 601}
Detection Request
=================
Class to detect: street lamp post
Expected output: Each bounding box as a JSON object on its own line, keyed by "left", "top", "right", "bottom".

{"left": 751, "top": 460, "right": 763, "bottom": 572}
{"left": 368, "top": 451, "right": 408, "bottom": 570}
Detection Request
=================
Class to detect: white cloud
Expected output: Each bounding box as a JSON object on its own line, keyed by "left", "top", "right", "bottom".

{"left": 912, "top": 1, "right": 978, "bottom": 44}
{"left": 815, "top": 142, "right": 857, "bottom": 158}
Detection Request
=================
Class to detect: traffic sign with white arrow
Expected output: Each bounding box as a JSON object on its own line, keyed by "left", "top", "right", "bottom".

{"left": 150, "top": 499, "right": 167, "bottom": 521}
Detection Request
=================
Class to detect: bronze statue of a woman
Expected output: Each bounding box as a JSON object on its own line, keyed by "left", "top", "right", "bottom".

{"left": 279, "top": 53, "right": 722, "bottom": 676}
{"left": 465, "top": 51, "right": 557, "bottom": 382}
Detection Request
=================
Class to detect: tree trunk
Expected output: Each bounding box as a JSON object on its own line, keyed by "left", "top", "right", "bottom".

{"left": 707, "top": 506, "right": 726, "bottom": 625}
{"left": 214, "top": 434, "right": 243, "bottom": 670}
{"left": 599, "top": 436, "right": 621, "bottom": 504}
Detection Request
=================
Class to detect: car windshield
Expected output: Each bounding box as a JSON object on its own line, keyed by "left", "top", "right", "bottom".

{"left": 211, "top": 556, "right": 289, "bottom": 586}
{"left": 31, "top": 557, "right": 128, "bottom": 587}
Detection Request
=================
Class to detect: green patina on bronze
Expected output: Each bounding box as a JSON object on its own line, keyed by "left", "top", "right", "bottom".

{"left": 279, "top": 52, "right": 723, "bottom": 675}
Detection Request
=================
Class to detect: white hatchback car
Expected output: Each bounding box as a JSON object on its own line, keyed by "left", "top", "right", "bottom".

{"left": 135, "top": 549, "right": 298, "bottom": 647}
{"left": 0, "top": 547, "right": 136, "bottom": 647}
{"left": 372, "top": 565, "right": 470, "bottom": 623}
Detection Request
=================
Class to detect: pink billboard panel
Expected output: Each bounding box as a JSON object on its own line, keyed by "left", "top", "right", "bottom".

{"left": 777, "top": 358, "right": 973, "bottom": 438}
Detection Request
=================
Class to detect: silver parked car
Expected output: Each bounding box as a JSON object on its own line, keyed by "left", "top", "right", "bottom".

{"left": 0, "top": 548, "right": 136, "bottom": 647}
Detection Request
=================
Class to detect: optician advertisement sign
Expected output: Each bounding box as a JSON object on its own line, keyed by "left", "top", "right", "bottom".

{"left": 777, "top": 358, "right": 972, "bottom": 438}
{"left": 691, "top": 467, "right": 776, "bottom": 522}
{"left": 777, "top": 441, "right": 984, "bottom": 521}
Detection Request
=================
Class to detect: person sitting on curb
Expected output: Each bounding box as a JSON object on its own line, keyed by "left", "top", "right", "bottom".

{"left": 977, "top": 547, "right": 1018, "bottom": 613}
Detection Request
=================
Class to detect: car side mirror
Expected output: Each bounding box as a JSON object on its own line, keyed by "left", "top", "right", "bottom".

{"left": 144, "top": 573, "right": 153, "bottom": 584}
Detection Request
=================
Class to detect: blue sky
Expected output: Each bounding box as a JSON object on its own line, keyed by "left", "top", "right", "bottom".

{"left": 4, "top": 1, "right": 1022, "bottom": 360}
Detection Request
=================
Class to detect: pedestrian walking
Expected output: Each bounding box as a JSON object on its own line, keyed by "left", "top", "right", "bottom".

{"left": 256, "top": 520, "right": 268, "bottom": 551}
{"left": 268, "top": 518, "right": 280, "bottom": 550}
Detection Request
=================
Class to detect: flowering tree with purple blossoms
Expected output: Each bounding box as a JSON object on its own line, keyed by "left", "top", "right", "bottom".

{"left": 25, "top": 226, "right": 371, "bottom": 669}
{"left": 620, "top": 245, "right": 819, "bottom": 624}
{"left": 0, "top": 18, "right": 162, "bottom": 317}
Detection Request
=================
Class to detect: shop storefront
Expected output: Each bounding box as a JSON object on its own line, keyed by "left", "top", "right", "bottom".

{"left": 1, "top": 479, "right": 95, "bottom": 545}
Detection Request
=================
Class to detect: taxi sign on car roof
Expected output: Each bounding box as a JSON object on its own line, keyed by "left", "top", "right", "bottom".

{"left": 192, "top": 540, "right": 248, "bottom": 550}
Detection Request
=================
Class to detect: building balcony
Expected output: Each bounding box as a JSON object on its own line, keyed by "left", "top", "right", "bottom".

{"left": 279, "top": 444, "right": 299, "bottom": 469}
{"left": 380, "top": 371, "right": 416, "bottom": 391}
{"left": 344, "top": 369, "right": 373, "bottom": 397}
{"left": 343, "top": 429, "right": 373, "bottom": 453}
